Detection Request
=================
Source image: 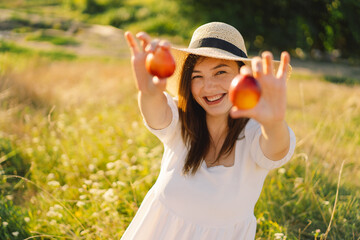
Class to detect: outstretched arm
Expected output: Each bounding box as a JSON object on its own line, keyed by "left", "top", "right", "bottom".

{"left": 124, "top": 31, "right": 172, "bottom": 130}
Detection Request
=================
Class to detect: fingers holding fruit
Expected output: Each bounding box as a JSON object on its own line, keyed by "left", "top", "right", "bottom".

{"left": 136, "top": 32, "right": 152, "bottom": 51}
{"left": 145, "top": 45, "right": 176, "bottom": 79}
{"left": 229, "top": 51, "right": 290, "bottom": 124}
{"left": 124, "top": 31, "right": 176, "bottom": 93}
{"left": 135, "top": 32, "right": 175, "bottom": 79}
{"left": 229, "top": 73, "right": 261, "bottom": 111}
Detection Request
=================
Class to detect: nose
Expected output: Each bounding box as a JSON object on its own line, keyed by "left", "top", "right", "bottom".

{"left": 203, "top": 76, "right": 217, "bottom": 91}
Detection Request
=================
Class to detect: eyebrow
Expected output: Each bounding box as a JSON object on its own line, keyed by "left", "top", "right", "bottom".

{"left": 211, "top": 64, "right": 230, "bottom": 70}
{"left": 192, "top": 64, "right": 230, "bottom": 74}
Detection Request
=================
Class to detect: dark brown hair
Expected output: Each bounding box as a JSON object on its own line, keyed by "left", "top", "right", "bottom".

{"left": 178, "top": 54, "right": 249, "bottom": 175}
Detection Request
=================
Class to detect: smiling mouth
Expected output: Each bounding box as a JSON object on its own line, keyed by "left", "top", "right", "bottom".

{"left": 204, "top": 93, "right": 226, "bottom": 104}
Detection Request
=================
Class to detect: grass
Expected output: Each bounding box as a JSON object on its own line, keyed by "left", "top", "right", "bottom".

{"left": 323, "top": 75, "right": 360, "bottom": 85}
{"left": 0, "top": 40, "right": 77, "bottom": 61}
{"left": 26, "top": 32, "right": 80, "bottom": 46}
{"left": 0, "top": 49, "right": 359, "bottom": 239}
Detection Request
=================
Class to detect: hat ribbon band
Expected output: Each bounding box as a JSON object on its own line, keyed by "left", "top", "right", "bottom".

{"left": 189, "top": 37, "right": 247, "bottom": 58}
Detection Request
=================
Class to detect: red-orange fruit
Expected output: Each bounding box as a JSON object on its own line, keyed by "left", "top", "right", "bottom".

{"left": 145, "top": 47, "right": 176, "bottom": 78}
{"left": 229, "top": 74, "right": 261, "bottom": 110}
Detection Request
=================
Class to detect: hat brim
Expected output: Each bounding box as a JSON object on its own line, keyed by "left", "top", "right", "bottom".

{"left": 167, "top": 46, "right": 292, "bottom": 96}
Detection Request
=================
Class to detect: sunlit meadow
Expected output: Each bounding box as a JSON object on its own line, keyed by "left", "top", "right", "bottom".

{"left": 0, "top": 44, "right": 359, "bottom": 239}
{"left": 0, "top": 2, "right": 359, "bottom": 239}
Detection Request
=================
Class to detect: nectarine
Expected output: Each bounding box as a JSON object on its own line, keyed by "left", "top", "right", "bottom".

{"left": 229, "top": 74, "right": 261, "bottom": 110}
{"left": 145, "top": 47, "right": 176, "bottom": 78}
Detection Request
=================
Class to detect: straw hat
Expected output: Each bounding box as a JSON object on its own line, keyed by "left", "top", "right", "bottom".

{"left": 168, "top": 22, "right": 292, "bottom": 95}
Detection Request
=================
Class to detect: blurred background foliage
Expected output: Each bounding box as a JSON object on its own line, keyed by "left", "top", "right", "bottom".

{"left": 1, "top": 0, "right": 359, "bottom": 62}
{"left": 175, "top": 0, "right": 360, "bottom": 61}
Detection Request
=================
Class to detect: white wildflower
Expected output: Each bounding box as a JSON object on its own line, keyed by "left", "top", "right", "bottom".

{"left": 278, "top": 168, "right": 286, "bottom": 174}
{"left": 12, "top": 232, "right": 19, "bottom": 237}
{"left": 84, "top": 180, "right": 92, "bottom": 185}
{"left": 47, "top": 173, "right": 55, "bottom": 180}
{"left": 2, "top": 222, "right": 8, "bottom": 227}
{"left": 323, "top": 201, "right": 330, "bottom": 205}
{"left": 6, "top": 195, "right": 13, "bottom": 201}
{"left": 88, "top": 164, "right": 96, "bottom": 172}
{"left": 128, "top": 165, "right": 138, "bottom": 171}
{"left": 61, "top": 184, "right": 69, "bottom": 191}
{"left": 50, "top": 219, "right": 57, "bottom": 225}
{"left": 48, "top": 180, "right": 60, "bottom": 187}
{"left": 80, "top": 229, "right": 90, "bottom": 236}
{"left": 92, "top": 182, "right": 101, "bottom": 188}
{"left": 116, "top": 181, "right": 126, "bottom": 187}
{"left": 24, "top": 217, "right": 30, "bottom": 222}
{"left": 54, "top": 204, "right": 63, "bottom": 210}
{"left": 89, "top": 174, "right": 98, "bottom": 181}
{"left": 103, "top": 188, "right": 118, "bottom": 202}
{"left": 105, "top": 170, "right": 117, "bottom": 176}
{"left": 89, "top": 188, "right": 105, "bottom": 196}
{"left": 46, "top": 209, "right": 58, "bottom": 218}
{"left": 106, "top": 162, "right": 115, "bottom": 170}
{"left": 76, "top": 201, "right": 86, "bottom": 207}
{"left": 80, "top": 195, "right": 87, "bottom": 200}
{"left": 274, "top": 233, "right": 285, "bottom": 239}
{"left": 131, "top": 121, "right": 138, "bottom": 129}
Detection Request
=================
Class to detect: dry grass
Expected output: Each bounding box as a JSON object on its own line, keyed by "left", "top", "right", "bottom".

{"left": 0, "top": 53, "right": 359, "bottom": 239}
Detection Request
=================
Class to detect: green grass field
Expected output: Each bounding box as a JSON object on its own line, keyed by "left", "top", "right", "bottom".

{"left": 0, "top": 2, "right": 359, "bottom": 240}
{"left": 0, "top": 39, "right": 359, "bottom": 240}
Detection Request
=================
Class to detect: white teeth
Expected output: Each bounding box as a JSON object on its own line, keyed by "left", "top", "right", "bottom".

{"left": 206, "top": 94, "right": 224, "bottom": 102}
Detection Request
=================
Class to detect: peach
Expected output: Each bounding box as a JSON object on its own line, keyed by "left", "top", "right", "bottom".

{"left": 145, "top": 47, "right": 176, "bottom": 78}
{"left": 229, "top": 74, "right": 261, "bottom": 110}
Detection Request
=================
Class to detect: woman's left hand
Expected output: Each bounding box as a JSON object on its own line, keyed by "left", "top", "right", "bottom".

{"left": 230, "top": 51, "right": 290, "bottom": 127}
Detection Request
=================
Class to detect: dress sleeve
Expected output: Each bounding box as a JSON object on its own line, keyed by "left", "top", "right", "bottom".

{"left": 245, "top": 119, "right": 296, "bottom": 170}
{"left": 142, "top": 92, "right": 179, "bottom": 144}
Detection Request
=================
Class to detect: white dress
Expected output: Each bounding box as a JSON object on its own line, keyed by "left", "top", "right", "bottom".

{"left": 121, "top": 92, "right": 296, "bottom": 240}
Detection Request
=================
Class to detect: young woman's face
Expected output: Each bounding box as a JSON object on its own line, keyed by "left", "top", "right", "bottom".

{"left": 191, "top": 57, "right": 240, "bottom": 117}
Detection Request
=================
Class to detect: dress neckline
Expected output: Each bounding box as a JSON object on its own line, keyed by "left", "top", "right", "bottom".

{"left": 201, "top": 139, "right": 239, "bottom": 170}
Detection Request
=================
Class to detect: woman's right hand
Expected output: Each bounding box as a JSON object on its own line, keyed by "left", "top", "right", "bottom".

{"left": 124, "top": 31, "right": 169, "bottom": 94}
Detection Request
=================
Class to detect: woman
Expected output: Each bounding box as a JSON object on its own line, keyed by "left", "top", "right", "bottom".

{"left": 122, "top": 22, "right": 296, "bottom": 240}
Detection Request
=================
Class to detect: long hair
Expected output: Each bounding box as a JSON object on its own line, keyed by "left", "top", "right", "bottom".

{"left": 178, "top": 54, "right": 249, "bottom": 175}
